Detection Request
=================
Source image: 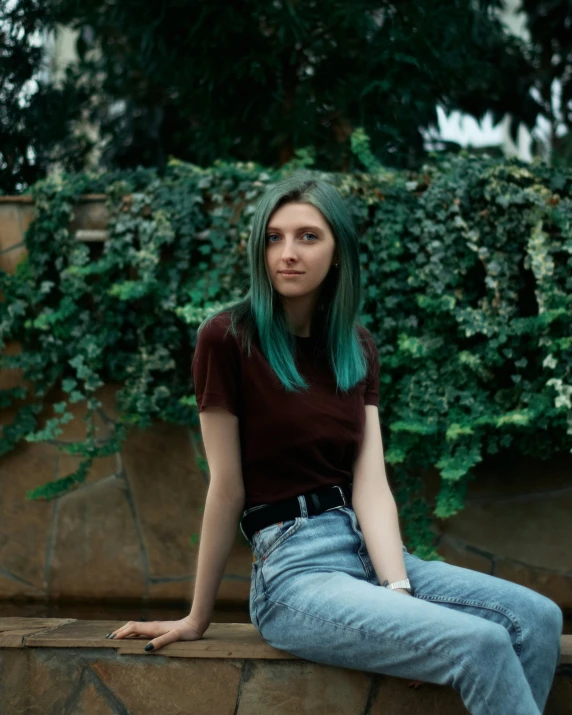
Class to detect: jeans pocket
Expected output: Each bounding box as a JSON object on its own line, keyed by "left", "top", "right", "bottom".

{"left": 251, "top": 518, "right": 301, "bottom": 562}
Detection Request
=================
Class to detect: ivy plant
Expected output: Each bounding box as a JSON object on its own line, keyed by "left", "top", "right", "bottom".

{"left": 1, "top": 146, "right": 571, "bottom": 560}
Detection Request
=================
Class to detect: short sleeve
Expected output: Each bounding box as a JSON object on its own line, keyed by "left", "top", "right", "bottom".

{"left": 191, "top": 314, "right": 241, "bottom": 417}
{"left": 362, "top": 329, "right": 380, "bottom": 407}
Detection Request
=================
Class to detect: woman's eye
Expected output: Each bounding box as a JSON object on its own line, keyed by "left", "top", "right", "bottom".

{"left": 266, "top": 233, "right": 317, "bottom": 242}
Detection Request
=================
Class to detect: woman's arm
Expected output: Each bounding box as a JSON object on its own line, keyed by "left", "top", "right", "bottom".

{"left": 352, "top": 405, "right": 408, "bottom": 587}
{"left": 189, "top": 484, "right": 245, "bottom": 631}
{"left": 353, "top": 488, "right": 408, "bottom": 587}
{"left": 189, "top": 406, "right": 246, "bottom": 631}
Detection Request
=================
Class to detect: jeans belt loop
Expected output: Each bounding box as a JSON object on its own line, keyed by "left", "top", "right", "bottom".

{"left": 310, "top": 493, "right": 321, "bottom": 514}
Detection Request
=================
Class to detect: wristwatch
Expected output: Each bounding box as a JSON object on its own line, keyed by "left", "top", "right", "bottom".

{"left": 382, "top": 578, "right": 412, "bottom": 593}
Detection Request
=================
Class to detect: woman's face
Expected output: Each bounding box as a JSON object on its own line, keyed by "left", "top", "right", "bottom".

{"left": 265, "top": 201, "right": 337, "bottom": 302}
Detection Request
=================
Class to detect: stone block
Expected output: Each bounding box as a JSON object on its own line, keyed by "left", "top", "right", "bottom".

{"left": 58, "top": 452, "right": 120, "bottom": 487}
{"left": 90, "top": 656, "right": 242, "bottom": 715}
{"left": 216, "top": 579, "right": 251, "bottom": 604}
{"left": 121, "top": 421, "right": 207, "bottom": 579}
{"left": 422, "top": 454, "right": 572, "bottom": 506}
{"left": 147, "top": 578, "right": 194, "bottom": 602}
{"left": 237, "top": 660, "right": 371, "bottom": 715}
{"left": 0, "top": 243, "right": 27, "bottom": 273}
{"left": 27, "top": 648, "right": 86, "bottom": 715}
{"left": 441, "top": 495, "right": 572, "bottom": 574}
{"left": 376, "top": 675, "right": 467, "bottom": 715}
{"left": 226, "top": 540, "right": 257, "bottom": 580}
{"left": 69, "top": 679, "right": 115, "bottom": 715}
{"left": 371, "top": 674, "right": 467, "bottom": 714}
{"left": 435, "top": 534, "right": 493, "bottom": 575}
{"left": 0, "top": 649, "right": 30, "bottom": 712}
{"left": 147, "top": 570, "right": 251, "bottom": 605}
{"left": 1, "top": 619, "right": 571, "bottom": 715}
{"left": 67, "top": 197, "right": 109, "bottom": 237}
{"left": 0, "top": 199, "right": 34, "bottom": 253}
{"left": 494, "top": 559, "right": 572, "bottom": 611}
{"left": 0, "top": 573, "right": 45, "bottom": 600}
{"left": 464, "top": 453, "right": 572, "bottom": 502}
{"left": 0, "top": 441, "right": 56, "bottom": 594}
{"left": 50, "top": 476, "right": 146, "bottom": 600}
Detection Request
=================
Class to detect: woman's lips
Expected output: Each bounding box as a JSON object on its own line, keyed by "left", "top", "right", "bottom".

{"left": 279, "top": 271, "right": 304, "bottom": 275}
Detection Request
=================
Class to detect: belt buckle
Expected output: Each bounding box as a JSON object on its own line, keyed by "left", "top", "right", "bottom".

{"left": 325, "top": 485, "right": 347, "bottom": 511}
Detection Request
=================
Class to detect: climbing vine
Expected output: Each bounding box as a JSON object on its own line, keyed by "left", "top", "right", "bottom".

{"left": 1, "top": 144, "right": 571, "bottom": 559}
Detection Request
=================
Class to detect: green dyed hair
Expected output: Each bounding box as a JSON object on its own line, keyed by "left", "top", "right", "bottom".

{"left": 198, "top": 172, "right": 370, "bottom": 394}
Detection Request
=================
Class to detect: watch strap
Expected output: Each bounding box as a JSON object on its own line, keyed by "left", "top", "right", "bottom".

{"left": 382, "top": 578, "right": 411, "bottom": 592}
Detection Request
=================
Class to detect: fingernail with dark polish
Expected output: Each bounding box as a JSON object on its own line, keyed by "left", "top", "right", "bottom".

{"left": 144, "top": 643, "right": 154, "bottom": 651}
{"left": 110, "top": 634, "right": 116, "bottom": 639}
{"left": 105, "top": 633, "right": 112, "bottom": 638}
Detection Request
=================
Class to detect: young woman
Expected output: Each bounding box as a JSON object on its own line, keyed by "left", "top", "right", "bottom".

{"left": 106, "top": 174, "right": 563, "bottom": 714}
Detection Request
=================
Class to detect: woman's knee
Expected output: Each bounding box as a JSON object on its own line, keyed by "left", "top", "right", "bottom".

{"left": 534, "top": 595, "right": 563, "bottom": 638}
{"left": 466, "top": 620, "right": 514, "bottom": 661}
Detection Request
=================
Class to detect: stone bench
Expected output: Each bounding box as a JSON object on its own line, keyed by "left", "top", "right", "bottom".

{"left": 1, "top": 618, "right": 570, "bottom": 714}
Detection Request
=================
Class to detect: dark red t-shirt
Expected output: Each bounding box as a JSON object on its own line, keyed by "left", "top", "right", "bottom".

{"left": 191, "top": 310, "right": 379, "bottom": 509}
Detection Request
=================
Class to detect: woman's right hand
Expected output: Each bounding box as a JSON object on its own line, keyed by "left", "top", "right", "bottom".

{"left": 106, "top": 615, "right": 207, "bottom": 652}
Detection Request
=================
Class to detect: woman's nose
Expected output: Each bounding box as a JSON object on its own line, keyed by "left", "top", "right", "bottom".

{"left": 280, "top": 240, "right": 299, "bottom": 260}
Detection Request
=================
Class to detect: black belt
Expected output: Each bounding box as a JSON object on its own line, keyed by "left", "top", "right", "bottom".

{"left": 240, "top": 483, "right": 352, "bottom": 542}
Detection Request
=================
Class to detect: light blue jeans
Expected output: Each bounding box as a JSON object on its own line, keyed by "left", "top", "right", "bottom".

{"left": 240, "top": 498, "right": 563, "bottom": 715}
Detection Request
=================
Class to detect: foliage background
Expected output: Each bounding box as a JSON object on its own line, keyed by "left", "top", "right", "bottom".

{"left": 1, "top": 148, "right": 571, "bottom": 559}
{"left": 5, "top": 0, "right": 572, "bottom": 192}
{"left": 0, "top": 0, "right": 93, "bottom": 193}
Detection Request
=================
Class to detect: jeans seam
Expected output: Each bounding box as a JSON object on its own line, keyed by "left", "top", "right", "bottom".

{"left": 414, "top": 595, "right": 523, "bottom": 657}
{"left": 263, "top": 595, "right": 494, "bottom": 715}
{"left": 339, "top": 506, "right": 375, "bottom": 579}
{"left": 250, "top": 562, "right": 260, "bottom": 631}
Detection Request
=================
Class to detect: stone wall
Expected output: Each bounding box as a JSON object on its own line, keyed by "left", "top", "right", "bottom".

{"left": 0, "top": 196, "right": 35, "bottom": 274}
{"left": 0, "top": 381, "right": 253, "bottom": 606}
{"left": 422, "top": 452, "right": 572, "bottom": 616}
{"left": 1, "top": 197, "right": 571, "bottom": 616}
{"left": 1, "top": 619, "right": 571, "bottom": 715}
{"left": 0, "top": 196, "right": 252, "bottom": 607}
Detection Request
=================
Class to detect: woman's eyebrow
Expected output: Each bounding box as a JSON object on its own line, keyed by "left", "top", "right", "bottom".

{"left": 266, "top": 225, "right": 323, "bottom": 233}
